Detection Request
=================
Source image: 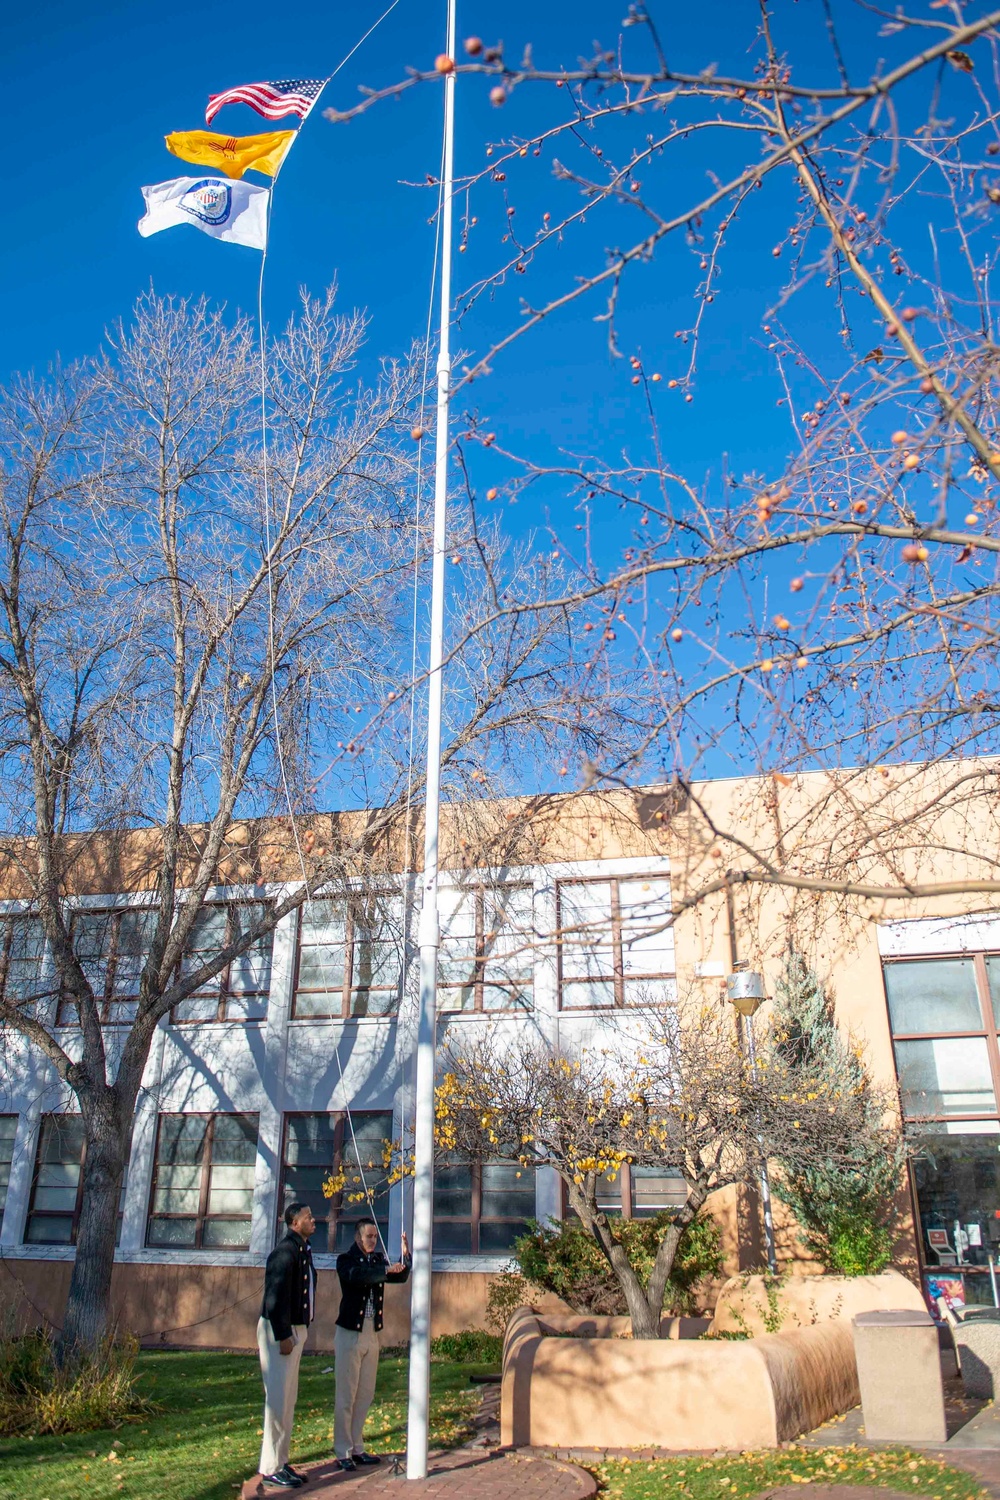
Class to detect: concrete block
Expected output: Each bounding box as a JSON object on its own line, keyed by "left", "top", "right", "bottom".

{"left": 852, "top": 1309, "right": 946, "bottom": 1444}
{"left": 955, "top": 1319, "right": 1000, "bottom": 1399}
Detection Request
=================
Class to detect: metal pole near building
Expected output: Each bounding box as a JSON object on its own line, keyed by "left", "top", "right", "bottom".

{"left": 724, "top": 882, "right": 779, "bottom": 1277}
{"left": 406, "top": 0, "right": 456, "bottom": 1480}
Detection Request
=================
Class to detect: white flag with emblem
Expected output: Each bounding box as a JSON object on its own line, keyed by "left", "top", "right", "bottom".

{"left": 138, "top": 176, "right": 269, "bottom": 250}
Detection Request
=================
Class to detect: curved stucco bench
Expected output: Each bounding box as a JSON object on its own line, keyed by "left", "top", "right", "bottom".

{"left": 501, "top": 1308, "right": 857, "bottom": 1450}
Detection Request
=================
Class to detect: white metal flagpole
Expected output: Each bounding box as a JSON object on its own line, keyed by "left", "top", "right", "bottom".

{"left": 406, "top": 0, "right": 457, "bottom": 1480}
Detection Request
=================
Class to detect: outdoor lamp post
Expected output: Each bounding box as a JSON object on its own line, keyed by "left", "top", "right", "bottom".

{"left": 726, "top": 966, "right": 779, "bottom": 1275}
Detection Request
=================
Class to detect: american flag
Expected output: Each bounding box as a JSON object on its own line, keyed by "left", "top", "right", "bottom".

{"left": 205, "top": 79, "right": 326, "bottom": 127}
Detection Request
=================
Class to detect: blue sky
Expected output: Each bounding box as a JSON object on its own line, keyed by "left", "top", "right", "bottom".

{"left": 2, "top": 0, "right": 921, "bottom": 496}
{"left": 4, "top": 0, "right": 991, "bottom": 787}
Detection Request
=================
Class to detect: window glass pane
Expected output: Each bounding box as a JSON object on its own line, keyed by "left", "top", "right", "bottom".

{"left": 229, "top": 903, "right": 273, "bottom": 995}
{"left": 285, "top": 1114, "right": 338, "bottom": 1166}
{"left": 300, "top": 900, "right": 346, "bottom": 944}
{"left": 157, "top": 1115, "right": 209, "bottom": 1164}
{"left": 439, "top": 889, "right": 477, "bottom": 1010}
{"left": 559, "top": 881, "right": 615, "bottom": 989}
{"left": 434, "top": 1221, "right": 472, "bottom": 1254}
{"left": 147, "top": 1217, "right": 197, "bottom": 1247}
{"left": 434, "top": 1162, "right": 473, "bottom": 1217}
{"left": 619, "top": 879, "right": 673, "bottom": 975}
{"left": 33, "top": 1162, "right": 82, "bottom": 1212}
{"left": 0, "top": 1115, "right": 15, "bottom": 1215}
{"left": 27, "top": 1115, "right": 85, "bottom": 1244}
{"left": 179, "top": 907, "right": 226, "bottom": 996}
{"left": 3, "top": 917, "right": 46, "bottom": 1008}
{"left": 562, "top": 979, "right": 615, "bottom": 1009}
{"left": 483, "top": 982, "right": 531, "bottom": 1012}
{"left": 207, "top": 1163, "right": 255, "bottom": 1215}
{"left": 25, "top": 1215, "right": 74, "bottom": 1244}
{"left": 152, "top": 1162, "right": 202, "bottom": 1214}
{"left": 202, "top": 1217, "right": 252, "bottom": 1248}
{"left": 351, "top": 895, "right": 403, "bottom": 1016}
{"left": 73, "top": 911, "right": 114, "bottom": 998}
{"left": 106, "top": 999, "right": 138, "bottom": 1026}
{"left": 211, "top": 1114, "right": 258, "bottom": 1165}
{"left": 112, "top": 908, "right": 157, "bottom": 996}
{"left": 292, "top": 987, "right": 343, "bottom": 1017}
{"left": 173, "top": 996, "right": 221, "bottom": 1023}
{"left": 483, "top": 888, "right": 534, "bottom": 1006}
{"left": 343, "top": 1114, "right": 392, "bottom": 1221}
{"left": 885, "top": 960, "right": 983, "bottom": 1035}
{"left": 38, "top": 1114, "right": 86, "bottom": 1163}
{"left": 479, "top": 1220, "right": 528, "bottom": 1253}
{"left": 560, "top": 882, "right": 613, "bottom": 939}
{"left": 298, "top": 947, "right": 346, "bottom": 989}
{"left": 481, "top": 1161, "right": 535, "bottom": 1219}
{"left": 623, "top": 977, "right": 676, "bottom": 1009}
{"left": 225, "top": 992, "right": 268, "bottom": 1021}
{"left": 185, "top": 906, "right": 228, "bottom": 952}
{"left": 895, "top": 1037, "right": 996, "bottom": 1117}
{"left": 595, "top": 1170, "right": 624, "bottom": 1215}
{"left": 912, "top": 1133, "right": 1000, "bottom": 1305}
{"left": 985, "top": 959, "right": 1000, "bottom": 1030}
{"left": 439, "top": 889, "right": 476, "bottom": 942}
{"left": 438, "top": 978, "right": 476, "bottom": 1012}
{"left": 631, "top": 1167, "right": 688, "bottom": 1215}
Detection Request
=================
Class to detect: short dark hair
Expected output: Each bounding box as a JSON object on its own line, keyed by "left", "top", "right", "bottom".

{"left": 354, "top": 1216, "right": 378, "bottom": 1234}
{"left": 285, "top": 1201, "right": 311, "bottom": 1227}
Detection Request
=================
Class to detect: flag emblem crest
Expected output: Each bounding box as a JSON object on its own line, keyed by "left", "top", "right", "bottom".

{"left": 179, "top": 179, "right": 232, "bottom": 225}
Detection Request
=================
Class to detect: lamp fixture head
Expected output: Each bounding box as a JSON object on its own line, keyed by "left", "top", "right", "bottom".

{"left": 726, "top": 969, "right": 767, "bottom": 1017}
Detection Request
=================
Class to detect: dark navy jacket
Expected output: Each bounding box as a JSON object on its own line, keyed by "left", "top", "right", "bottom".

{"left": 261, "top": 1230, "right": 316, "bottom": 1342}
{"left": 335, "top": 1242, "right": 411, "bottom": 1332}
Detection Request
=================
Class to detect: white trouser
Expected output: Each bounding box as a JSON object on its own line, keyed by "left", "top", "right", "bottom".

{"left": 257, "top": 1317, "right": 306, "bottom": 1475}
{"left": 334, "top": 1321, "right": 380, "bottom": 1458}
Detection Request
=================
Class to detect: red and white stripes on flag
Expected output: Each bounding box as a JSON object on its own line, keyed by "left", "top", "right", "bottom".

{"left": 205, "top": 79, "right": 326, "bottom": 127}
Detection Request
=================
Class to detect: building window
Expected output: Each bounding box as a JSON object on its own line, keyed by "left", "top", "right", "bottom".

{"left": 557, "top": 877, "right": 674, "bottom": 1009}
{"left": 279, "top": 1112, "right": 392, "bottom": 1253}
{"left": 885, "top": 953, "right": 1000, "bottom": 1307}
{"left": 293, "top": 895, "right": 403, "bottom": 1019}
{"left": 25, "top": 1114, "right": 86, "bottom": 1244}
{"left": 23, "top": 1114, "right": 127, "bottom": 1245}
{"left": 0, "top": 1115, "right": 17, "bottom": 1222}
{"left": 146, "top": 1113, "right": 258, "bottom": 1250}
{"left": 172, "top": 903, "right": 273, "bottom": 1022}
{"left": 438, "top": 885, "right": 534, "bottom": 1013}
{"left": 433, "top": 1156, "right": 536, "bottom": 1254}
{"left": 568, "top": 1164, "right": 688, "bottom": 1219}
{"left": 0, "top": 917, "right": 46, "bottom": 1014}
{"left": 57, "top": 907, "right": 158, "bottom": 1026}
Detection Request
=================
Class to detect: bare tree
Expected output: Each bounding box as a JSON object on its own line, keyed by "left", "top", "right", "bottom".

{"left": 0, "top": 289, "right": 634, "bottom": 1358}
{"left": 326, "top": 2, "right": 1000, "bottom": 923}
{"left": 436, "top": 1002, "right": 895, "bottom": 1338}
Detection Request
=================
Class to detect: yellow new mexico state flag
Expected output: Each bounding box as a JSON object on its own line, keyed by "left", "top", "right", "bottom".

{"left": 165, "top": 129, "right": 295, "bottom": 180}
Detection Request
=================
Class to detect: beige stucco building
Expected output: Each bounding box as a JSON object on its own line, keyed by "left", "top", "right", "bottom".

{"left": 1, "top": 759, "right": 997, "bottom": 1345}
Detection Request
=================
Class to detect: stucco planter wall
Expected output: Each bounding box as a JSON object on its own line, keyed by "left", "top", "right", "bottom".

{"left": 501, "top": 1271, "right": 925, "bottom": 1452}
{"left": 711, "top": 1269, "right": 925, "bottom": 1339}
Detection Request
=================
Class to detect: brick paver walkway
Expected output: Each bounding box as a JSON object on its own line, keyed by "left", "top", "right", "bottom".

{"left": 242, "top": 1450, "right": 597, "bottom": 1500}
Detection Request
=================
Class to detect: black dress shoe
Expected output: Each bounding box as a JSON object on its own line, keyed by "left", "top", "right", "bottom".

{"left": 262, "top": 1472, "right": 303, "bottom": 1489}
{"left": 354, "top": 1454, "right": 381, "bottom": 1466}
{"left": 337, "top": 1457, "right": 357, "bottom": 1472}
{"left": 280, "top": 1466, "right": 307, "bottom": 1486}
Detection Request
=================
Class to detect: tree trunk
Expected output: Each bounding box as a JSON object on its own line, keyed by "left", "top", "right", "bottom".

{"left": 56, "top": 1096, "right": 130, "bottom": 1364}
{"left": 582, "top": 1203, "right": 662, "bottom": 1339}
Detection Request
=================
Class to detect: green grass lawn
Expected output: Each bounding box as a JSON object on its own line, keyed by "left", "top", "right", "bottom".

{"left": 0, "top": 1348, "right": 491, "bottom": 1500}
{"left": 1, "top": 1350, "right": 990, "bottom": 1500}
{"left": 590, "top": 1448, "right": 989, "bottom": 1500}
